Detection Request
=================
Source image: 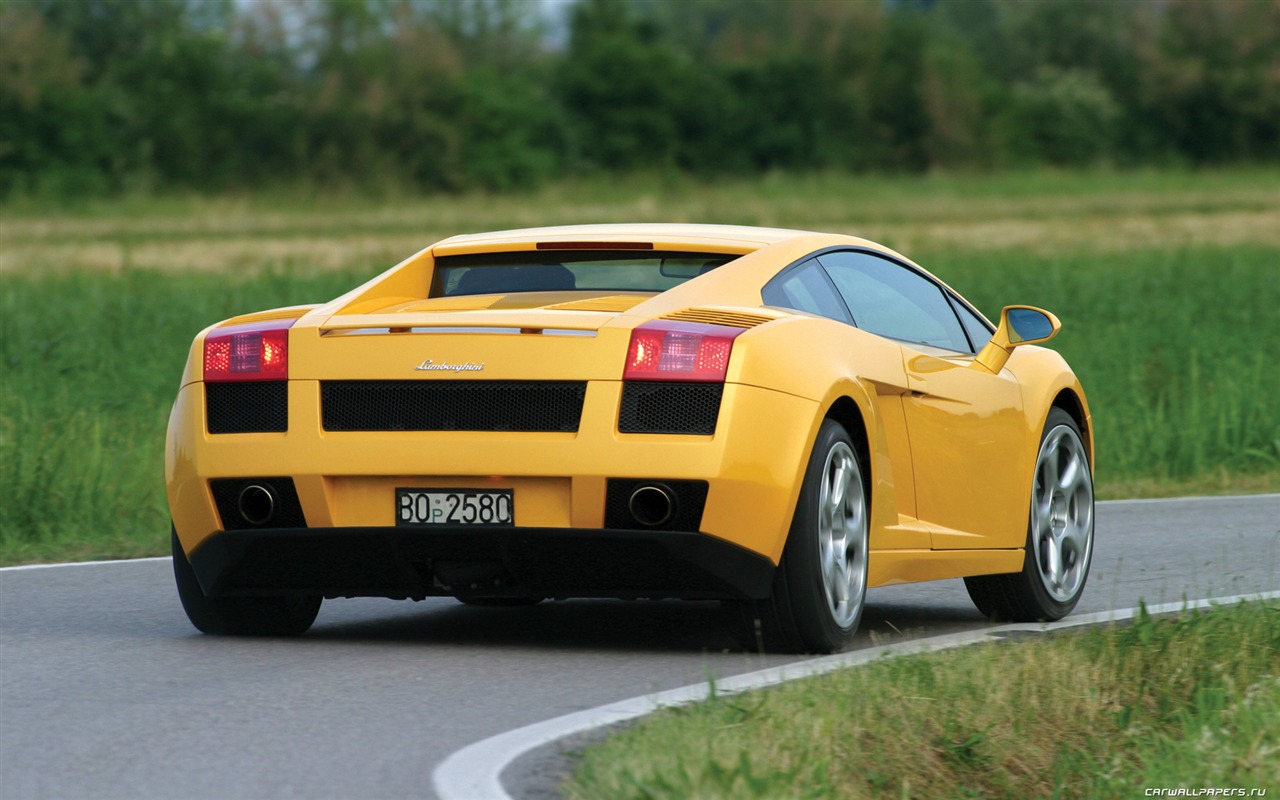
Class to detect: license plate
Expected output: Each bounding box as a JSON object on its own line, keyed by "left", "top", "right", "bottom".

{"left": 396, "top": 489, "right": 514, "bottom": 527}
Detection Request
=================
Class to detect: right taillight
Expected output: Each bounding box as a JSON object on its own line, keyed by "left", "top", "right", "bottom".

{"left": 202, "top": 320, "right": 294, "bottom": 382}
{"left": 623, "top": 321, "right": 743, "bottom": 382}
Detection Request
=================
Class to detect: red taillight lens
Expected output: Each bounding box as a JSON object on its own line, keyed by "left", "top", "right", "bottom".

{"left": 623, "top": 321, "right": 743, "bottom": 382}
{"left": 202, "top": 320, "right": 294, "bottom": 382}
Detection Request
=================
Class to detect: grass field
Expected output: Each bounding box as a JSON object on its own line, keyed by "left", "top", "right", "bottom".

{"left": 1, "top": 169, "right": 1278, "bottom": 563}
{"left": 564, "top": 600, "right": 1280, "bottom": 799}
{"left": 4, "top": 169, "right": 1279, "bottom": 276}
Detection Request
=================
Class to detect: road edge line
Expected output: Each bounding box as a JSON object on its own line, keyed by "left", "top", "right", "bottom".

{"left": 432, "top": 590, "right": 1280, "bottom": 800}
{"left": 0, "top": 556, "right": 170, "bottom": 572}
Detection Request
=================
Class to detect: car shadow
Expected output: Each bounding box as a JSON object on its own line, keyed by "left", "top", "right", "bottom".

{"left": 296, "top": 589, "right": 991, "bottom": 655}
{"left": 305, "top": 598, "right": 744, "bottom": 654}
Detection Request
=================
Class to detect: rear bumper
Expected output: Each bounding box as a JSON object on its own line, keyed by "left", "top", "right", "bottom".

{"left": 185, "top": 525, "right": 776, "bottom": 601}
{"left": 166, "top": 378, "right": 822, "bottom": 563}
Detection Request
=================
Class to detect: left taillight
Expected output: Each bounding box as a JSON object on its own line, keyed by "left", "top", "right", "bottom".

{"left": 202, "top": 319, "right": 294, "bottom": 382}
{"left": 623, "top": 321, "right": 744, "bottom": 382}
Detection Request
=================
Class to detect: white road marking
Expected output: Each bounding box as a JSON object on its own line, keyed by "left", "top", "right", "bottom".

{"left": 432, "top": 589, "right": 1280, "bottom": 800}
{"left": 0, "top": 556, "right": 169, "bottom": 572}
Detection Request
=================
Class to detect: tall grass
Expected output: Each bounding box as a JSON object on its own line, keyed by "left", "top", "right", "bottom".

{"left": 0, "top": 267, "right": 361, "bottom": 561}
{"left": 564, "top": 601, "right": 1280, "bottom": 799}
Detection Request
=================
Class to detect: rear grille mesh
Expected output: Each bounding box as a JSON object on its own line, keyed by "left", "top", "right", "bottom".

{"left": 322, "top": 380, "right": 586, "bottom": 432}
{"left": 618, "top": 382, "right": 723, "bottom": 435}
{"left": 206, "top": 382, "right": 288, "bottom": 434}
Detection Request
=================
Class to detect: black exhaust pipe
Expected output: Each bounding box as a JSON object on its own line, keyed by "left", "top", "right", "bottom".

{"left": 629, "top": 484, "right": 676, "bottom": 527}
{"left": 237, "top": 484, "right": 277, "bottom": 526}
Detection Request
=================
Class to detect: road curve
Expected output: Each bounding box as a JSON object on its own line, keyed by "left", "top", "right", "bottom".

{"left": 2, "top": 494, "right": 1277, "bottom": 800}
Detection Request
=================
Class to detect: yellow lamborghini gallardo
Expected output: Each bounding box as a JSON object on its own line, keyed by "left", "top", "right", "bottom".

{"left": 166, "top": 224, "right": 1094, "bottom": 653}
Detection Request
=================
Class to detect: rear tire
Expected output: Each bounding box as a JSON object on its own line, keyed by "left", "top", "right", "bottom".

{"left": 172, "top": 526, "right": 321, "bottom": 636}
{"left": 965, "top": 408, "right": 1094, "bottom": 621}
{"left": 732, "top": 420, "right": 869, "bottom": 653}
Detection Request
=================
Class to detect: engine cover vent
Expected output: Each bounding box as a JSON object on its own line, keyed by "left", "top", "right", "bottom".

{"left": 661, "top": 308, "right": 775, "bottom": 329}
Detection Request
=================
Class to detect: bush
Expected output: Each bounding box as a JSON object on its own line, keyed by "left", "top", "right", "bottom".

{"left": 1004, "top": 67, "right": 1122, "bottom": 166}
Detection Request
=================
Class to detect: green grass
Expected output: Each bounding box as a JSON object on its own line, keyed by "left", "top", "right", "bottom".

{"left": 1, "top": 170, "right": 1278, "bottom": 563}
{"left": 564, "top": 601, "right": 1280, "bottom": 799}
{"left": 0, "top": 268, "right": 360, "bottom": 562}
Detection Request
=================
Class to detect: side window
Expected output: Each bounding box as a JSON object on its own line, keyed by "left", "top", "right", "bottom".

{"left": 816, "top": 250, "right": 970, "bottom": 352}
{"left": 951, "top": 296, "right": 993, "bottom": 352}
{"left": 762, "top": 258, "right": 854, "bottom": 324}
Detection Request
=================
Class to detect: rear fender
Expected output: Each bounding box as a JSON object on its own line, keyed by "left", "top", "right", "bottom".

{"left": 728, "top": 316, "right": 913, "bottom": 560}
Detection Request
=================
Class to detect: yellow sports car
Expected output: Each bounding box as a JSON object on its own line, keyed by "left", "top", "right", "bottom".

{"left": 166, "top": 224, "right": 1094, "bottom": 653}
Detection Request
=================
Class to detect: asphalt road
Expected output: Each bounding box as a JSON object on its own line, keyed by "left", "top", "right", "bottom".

{"left": 2, "top": 495, "right": 1277, "bottom": 800}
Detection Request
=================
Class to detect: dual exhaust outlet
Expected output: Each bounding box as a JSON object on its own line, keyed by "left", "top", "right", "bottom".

{"left": 627, "top": 483, "right": 677, "bottom": 528}
{"left": 237, "top": 484, "right": 278, "bottom": 526}
{"left": 237, "top": 481, "right": 678, "bottom": 529}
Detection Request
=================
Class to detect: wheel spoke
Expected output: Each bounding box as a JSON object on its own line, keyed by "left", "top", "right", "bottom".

{"left": 1062, "top": 454, "right": 1091, "bottom": 503}
{"left": 828, "top": 459, "right": 848, "bottom": 512}
{"left": 1039, "top": 446, "right": 1060, "bottom": 497}
{"left": 830, "top": 560, "right": 849, "bottom": 604}
{"left": 1061, "top": 514, "right": 1089, "bottom": 557}
{"left": 1058, "top": 451, "right": 1081, "bottom": 494}
{"left": 1036, "top": 489, "right": 1054, "bottom": 529}
{"left": 1042, "top": 534, "right": 1064, "bottom": 592}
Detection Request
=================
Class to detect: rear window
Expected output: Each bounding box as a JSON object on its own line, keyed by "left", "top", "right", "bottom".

{"left": 432, "top": 250, "right": 738, "bottom": 297}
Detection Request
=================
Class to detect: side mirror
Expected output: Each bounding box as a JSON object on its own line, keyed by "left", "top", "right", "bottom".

{"left": 974, "top": 305, "right": 1061, "bottom": 374}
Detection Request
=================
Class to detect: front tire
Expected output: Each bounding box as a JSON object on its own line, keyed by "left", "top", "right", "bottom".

{"left": 965, "top": 408, "right": 1095, "bottom": 621}
{"left": 172, "top": 526, "right": 321, "bottom": 636}
{"left": 732, "top": 420, "right": 869, "bottom": 653}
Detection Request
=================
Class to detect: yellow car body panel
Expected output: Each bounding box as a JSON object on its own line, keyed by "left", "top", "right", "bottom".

{"left": 168, "top": 377, "right": 821, "bottom": 561}
{"left": 166, "top": 223, "right": 1093, "bottom": 648}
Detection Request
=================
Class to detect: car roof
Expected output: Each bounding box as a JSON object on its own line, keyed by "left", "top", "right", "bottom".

{"left": 431, "top": 223, "right": 824, "bottom": 255}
